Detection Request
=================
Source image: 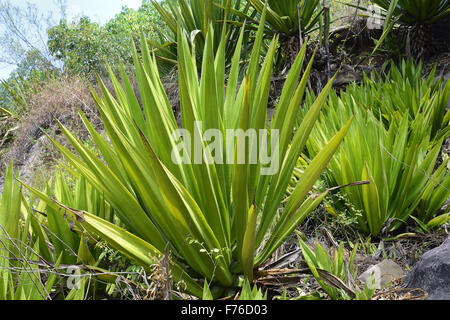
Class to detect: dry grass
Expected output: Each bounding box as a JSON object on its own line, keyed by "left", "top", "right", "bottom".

{"left": 0, "top": 68, "right": 177, "bottom": 187}
{"left": 1, "top": 75, "right": 103, "bottom": 184}
{"left": 161, "top": 69, "right": 181, "bottom": 127}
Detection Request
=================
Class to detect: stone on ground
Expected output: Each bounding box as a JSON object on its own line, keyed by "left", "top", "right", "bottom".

{"left": 403, "top": 237, "right": 450, "bottom": 300}
{"left": 358, "top": 259, "right": 404, "bottom": 290}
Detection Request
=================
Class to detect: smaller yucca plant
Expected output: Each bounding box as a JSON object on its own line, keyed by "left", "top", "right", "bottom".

{"left": 299, "top": 238, "right": 376, "bottom": 300}
{"left": 373, "top": 0, "right": 450, "bottom": 25}
{"left": 370, "top": 0, "right": 450, "bottom": 57}
{"left": 300, "top": 63, "right": 450, "bottom": 237}
{"left": 31, "top": 170, "right": 116, "bottom": 266}
{"left": 150, "top": 0, "right": 253, "bottom": 68}
{"left": 247, "top": 0, "right": 323, "bottom": 37}
{"left": 243, "top": 0, "right": 324, "bottom": 65}
{"left": 0, "top": 163, "right": 63, "bottom": 300}
{"left": 348, "top": 60, "right": 450, "bottom": 142}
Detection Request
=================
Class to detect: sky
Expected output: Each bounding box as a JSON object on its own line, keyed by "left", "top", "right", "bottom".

{"left": 0, "top": 0, "right": 143, "bottom": 80}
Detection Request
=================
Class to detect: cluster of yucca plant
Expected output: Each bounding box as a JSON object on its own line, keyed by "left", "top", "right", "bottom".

{"left": 238, "top": 0, "right": 325, "bottom": 66}
{"left": 300, "top": 61, "right": 450, "bottom": 237}
{"left": 21, "top": 8, "right": 353, "bottom": 298}
{"left": 346, "top": 61, "right": 450, "bottom": 141}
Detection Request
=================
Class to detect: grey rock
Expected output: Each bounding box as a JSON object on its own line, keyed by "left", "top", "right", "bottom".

{"left": 358, "top": 259, "right": 404, "bottom": 290}
{"left": 403, "top": 237, "right": 450, "bottom": 300}
{"left": 334, "top": 64, "right": 360, "bottom": 86}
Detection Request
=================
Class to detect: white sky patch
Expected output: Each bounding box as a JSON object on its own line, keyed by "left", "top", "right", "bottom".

{"left": 66, "top": 4, "right": 83, "bottom": 22}
{"left": 0, "top": 64, "right": 16, "bottom": 81}
{"left": 0, "top": 0, "right": 145, "bottom": 79}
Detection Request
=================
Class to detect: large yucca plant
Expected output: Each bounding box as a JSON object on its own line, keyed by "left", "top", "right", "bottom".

{"left": 23, "top": 10, "right": 351, "bottom": 298}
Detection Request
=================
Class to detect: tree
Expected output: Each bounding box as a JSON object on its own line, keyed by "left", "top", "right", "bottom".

{"left": 0, "top": 0, "right": 63, "bottom": 110}
{"left": 47, "top": 2, "right": 169, "bottom": 78}
{"left": 0, "top": 0, "right": 62, "bottom": 72}
{"left": 48, "top": 16, "right": 111, "bottom": 77}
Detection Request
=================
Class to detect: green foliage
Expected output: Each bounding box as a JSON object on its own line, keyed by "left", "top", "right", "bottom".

{"left": 0, "top": 162, "right": 58, "bottom": 300}
{"left": 0, "top": 67, "right": 55, "bottom": 148}
{"left": 355, "top": 0, "right": 450, "bottom": 54}
{"left": 149, "top": 0, "right": 254, "bottom": 70}
{"left": 372, "top": 0, "right": 450, "bottom": 25}
{"left": 247, "top": 0, "right": 323, "bottom": 37}
{"left": 106, "top": 1, "right": 168, "bottom": 39}
{"left": 105, "top": 2, "right": 169, "bottom": 71}
{"left": 48, "top": 3, "right": 167, "bottom": 77}
{"left": 299, "top": 61, "right": 450, "bottom": 237}
{"left": 48, "top": 17, "right": 115, "bottom": 77}
{"left": 2, "top": 74, "right": 40, "bottom": 112}
{"left": 239, "top": 280, "right": 267, "bottom": 300}
{"left": 23, "top": 13, "right": 351, "bottom": 298}
{"left": 299, "top": 238, "right": 375, "bottom": 300}
{"left": 0, "top": 48, "right": 58, "bottom": 111}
